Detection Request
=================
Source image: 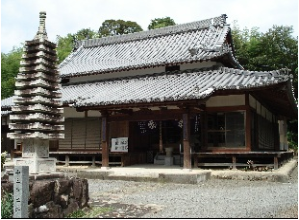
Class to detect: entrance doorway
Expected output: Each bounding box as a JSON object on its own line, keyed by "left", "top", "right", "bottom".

{"left": 129, "top": 116, "right": 201, "bottom": 164}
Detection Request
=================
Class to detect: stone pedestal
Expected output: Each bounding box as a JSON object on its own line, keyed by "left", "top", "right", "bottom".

{"left": 164, "top": 147, "right": 174, "bottom": 166}
{"left": 165, "top": 147, "right": 173, "bottom": 157}
{"left": 15, "top": 139, "right": 56, "bottom": 174}
{"left": 164, "top": 156, "right": 174, "bottom": 166}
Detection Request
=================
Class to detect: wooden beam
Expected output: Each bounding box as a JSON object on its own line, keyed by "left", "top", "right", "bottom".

{"left": 206, "top": 106, "right": 247, "bottom": 112}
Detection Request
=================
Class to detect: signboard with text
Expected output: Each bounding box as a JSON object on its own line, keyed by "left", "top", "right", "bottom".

{"left": 111, "top": 137, "right": 128, "bottom": 152}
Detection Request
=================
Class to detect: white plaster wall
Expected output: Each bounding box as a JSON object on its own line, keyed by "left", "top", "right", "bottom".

{"left": 180, "top": 61, "right": 220, "bottom": 70}
{"left": 249, "top": 95, "right": 257, "bottom": 109}
{"left": 88, "top": 110, "right": 101, "bottom": 117}
{"left": 69, "top": 61, "right": 219, "bottom": 83}
{"left": 63, "top": 107, "right": 85, "bottom": 118}
{"left": 206, "top": 95, "right": 245, "bottom": 107}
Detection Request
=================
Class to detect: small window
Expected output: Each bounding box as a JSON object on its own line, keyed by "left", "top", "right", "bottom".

{"left": 165, "top": 65, "right": 180, "bottom": 72}
{"left": 207, "top": 111, "right": 245, "bottom": 148}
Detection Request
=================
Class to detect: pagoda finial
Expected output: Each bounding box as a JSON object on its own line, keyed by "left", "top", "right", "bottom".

{"left": 34, "top": 11, "right": 48, "bottom": 40}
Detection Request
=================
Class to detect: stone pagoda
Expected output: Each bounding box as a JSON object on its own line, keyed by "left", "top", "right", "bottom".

{"left": 8, "top": 11, "right": 64, "bottom": 174}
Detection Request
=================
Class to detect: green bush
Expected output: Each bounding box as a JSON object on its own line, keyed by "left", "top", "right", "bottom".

{"left": 1, "top": 192, "right": 13, "bottom": 218}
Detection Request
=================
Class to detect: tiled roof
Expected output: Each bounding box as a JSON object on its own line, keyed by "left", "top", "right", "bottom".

{"left": 59, "top": 15, "right": 243, "bottom": 78}
{"left": 61, "top": 67, "right": 291, "bottom": 107}
{"left": 1, "top": 67, "right": 292, "bottom": 110}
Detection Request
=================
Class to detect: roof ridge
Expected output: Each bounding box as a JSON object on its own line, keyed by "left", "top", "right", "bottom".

{"left": 79, "top": 14, "right": 228, "bottom": 48}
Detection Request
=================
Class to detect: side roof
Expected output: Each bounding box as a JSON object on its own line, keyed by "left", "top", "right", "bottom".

{"left": 59, "top": 14, "right": 243, "bottom": 78}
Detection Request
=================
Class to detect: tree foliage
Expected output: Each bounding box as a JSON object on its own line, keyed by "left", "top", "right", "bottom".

{"left": 56, "top": 28, "right": 98, "bottom": 63}
{"left": 98, "top": 19, "right": 143, "bottom": 37}
{"left": 232, "top": 23, "right": 298, "bottom": 96}
{"left": 1, "top": 46, "right": 23, "bottom": 99}
{"left": 148, "top": 17, "right": 176, "bottom": 30}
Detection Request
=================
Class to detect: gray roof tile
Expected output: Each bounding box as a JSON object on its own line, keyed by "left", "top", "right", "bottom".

{"left": 61, "top": 67, "right": 291, "bottom": 107}
{"left": 59, "top": 15, "right": 242, "bottom": 78}
{"left": 2, "top": 67, "right": 292, "bottom": 110}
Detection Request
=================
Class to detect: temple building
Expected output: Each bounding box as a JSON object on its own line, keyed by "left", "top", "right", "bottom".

{"left": 1, "top": 14, "right": 297, "bottom": 170}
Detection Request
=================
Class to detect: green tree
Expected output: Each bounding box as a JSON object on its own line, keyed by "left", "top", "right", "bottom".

{"left": 98, "top": 19, "right": 143, "bottom": 37}
{"left": 56, "top": 33, "right": 73, "bottom": 63}
{"left": 1, "top": 46, "right": 23, "bottom": 99}
{"left": 148, "top": 17, "right": 176, "bottom": 30}
{"left": 56, "top": 28, "right": 98, "bottom": 63}
{"left": 232, "top": 24, "right": 298, "bottom": 96}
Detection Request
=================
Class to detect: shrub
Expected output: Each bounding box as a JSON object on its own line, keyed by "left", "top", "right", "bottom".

{"left": 66, "top": 209, "right": 85, "bottom": 218}
{"left": 1, "top": 192, "right": 13, "bottom": 218}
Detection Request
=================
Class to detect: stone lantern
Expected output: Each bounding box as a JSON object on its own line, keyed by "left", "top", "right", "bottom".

{"left": 8, "top": 12, "right": 64, "bottom": 174}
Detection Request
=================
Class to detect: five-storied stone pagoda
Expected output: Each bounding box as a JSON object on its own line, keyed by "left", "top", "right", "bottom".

{"left": 8, "top": 11, "right": 64, "bottom": 174}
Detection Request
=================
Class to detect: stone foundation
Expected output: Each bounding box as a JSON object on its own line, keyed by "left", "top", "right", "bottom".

{"left": 1, "top": 176, "right": 89, "bottom": 218}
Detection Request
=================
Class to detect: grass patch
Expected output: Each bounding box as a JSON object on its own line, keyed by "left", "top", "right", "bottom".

{"left": 66, "top": 210, "right": 85, "bottom": 218}
{"left": 83, "top": 207, "right": 114, "bottom": 218}
{"left": 66, "top": 206, "right": 114, "bottom": 218}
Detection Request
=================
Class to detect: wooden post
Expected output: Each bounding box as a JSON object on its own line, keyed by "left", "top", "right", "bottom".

{"left": 245, "top": 93, "right": 252, "bottom": 150}
{"left": 101, "top": 112, "right": 109, "bottom": 168}
{"left": 65, "top": 155, "right": 69, "bottom": 167}
{"left": 274, "top": 156, "right": 278, "bottom": 170}
{"left": 91, "top": 156, "right": 95, "bottom": 167}
{"left": 232, "top": 156, "right": 237, "bottom": 170}
{"left": 183, "top": 112, "right": 191, "bottom": 169}
{"left": 193, "top": 154, "right": 198, "bottom": 168}
{"left": 159, "top": 121, "right": 163, "bottom": 153}
{"left": 84, "top": 111, "right": 88, "bottom": 149}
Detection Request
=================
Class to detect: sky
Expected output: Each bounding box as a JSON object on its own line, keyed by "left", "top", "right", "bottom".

{"left": 1, "top": 0, "right": 298, "bottom": 53}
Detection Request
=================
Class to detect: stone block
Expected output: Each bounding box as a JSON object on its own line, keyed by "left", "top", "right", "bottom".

{"left": 164, "top": 156, "right": 174, "bottom": 166}
{"left": 30, "top": 180, "right": 55, "bottom": 208}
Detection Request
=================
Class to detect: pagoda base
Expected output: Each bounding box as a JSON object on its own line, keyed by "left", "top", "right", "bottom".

{"left": 13, "top": 138, "right": 56, "bottom": 174}
{"left": 15, "top": 157, "right": 56, "bottom": 174}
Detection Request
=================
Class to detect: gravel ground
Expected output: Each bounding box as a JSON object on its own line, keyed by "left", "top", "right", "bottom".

{"left": 88, "top": 165, "right": 298, "bottom": 218}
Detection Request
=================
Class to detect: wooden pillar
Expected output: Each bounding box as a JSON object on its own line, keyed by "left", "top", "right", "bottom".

{"left": 65, "top": 155, "right": 69, "bottom": 167}
{"left": 84, "top": 110, "right": 88, "bottom": 149}
{"left": 91, "top": 156, "right": 96, "bottom": 167}
{"left": 274, "top": 156, "right": 278, "bottom": 170}
{"left": 193, "top": 154, "right": 198, "bottom": 168}
{"left": 159, "top": 121, "right": 163, "bottom": 153}
{"left": 232, "top": 156, "right": 237, "bottom": 170}
{"left": 183, "top": 112, "right": 191, "bottom": 169}
{"left": 101, "top": 111, "right": 109, "bottom": 168}
{"left": 245, "top": 93, "right": 252, "bottom": 151}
